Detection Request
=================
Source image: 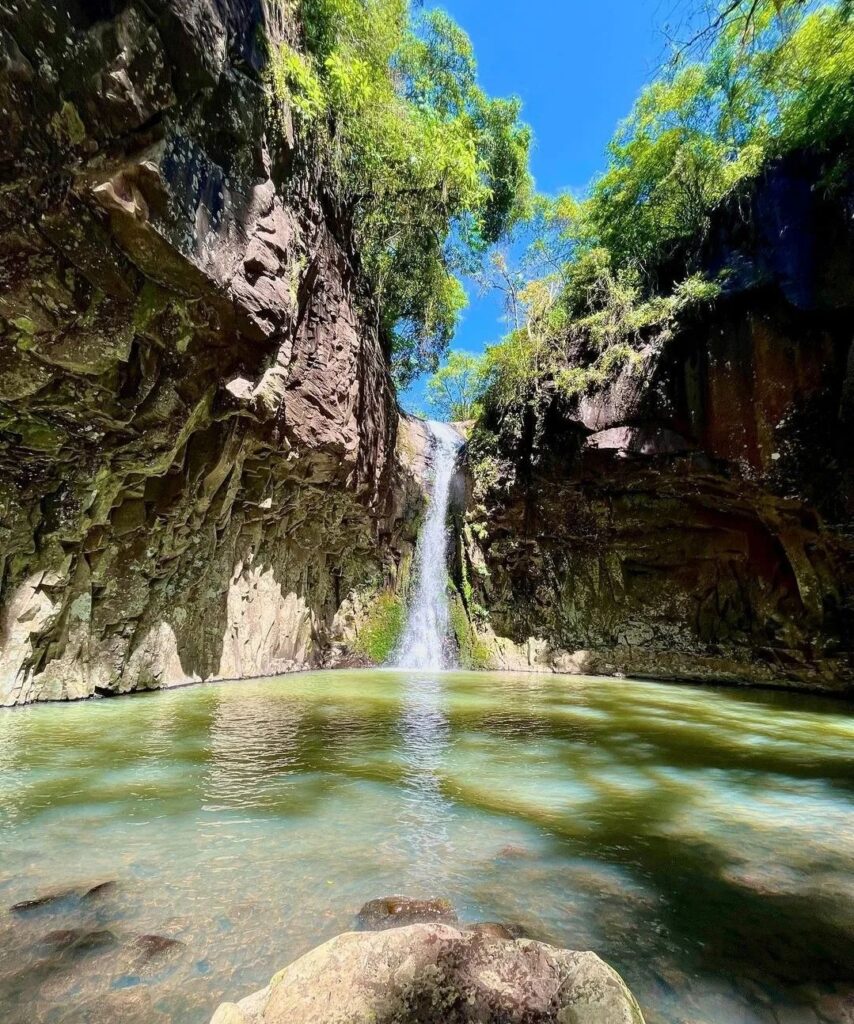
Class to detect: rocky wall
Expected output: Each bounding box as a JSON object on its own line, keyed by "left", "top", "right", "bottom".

{"left": 0, "top": 0, "right": 406, "bottom": 703}
{"left": 464, "top": 153, "right": 854, "bottom": 694}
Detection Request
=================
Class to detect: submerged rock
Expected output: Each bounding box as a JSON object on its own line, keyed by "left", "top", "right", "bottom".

{"left": 132, "top": 934, "right": 185, "bottom": 960}
{"left": 356, "top": 895, "right": 458, "bottom": 930}
{"left": 10, "top": 888, "right": 79, "bottom": 913}
{"left": 75, "top": 989, "right": 170, "bottom": 1024}
{"left": 208, "top": 922, "right": 645, "bottom": 1023}
{"left": 42, "top": 928, "right": 115, "bottom": 948}
{"left": 37, "top": 926, "right": 122, "bottom": 965}
{"left": 83, "top": 881, "right": 118, "bottom": 900}
{"left": 464, "top": 921, "right": 528, "bottom": 940}
{"left": 10, "top": 879, "right": 118, "bottom": 914}
{"left": 40, "top": 928, "right": 85, "bottom": 948}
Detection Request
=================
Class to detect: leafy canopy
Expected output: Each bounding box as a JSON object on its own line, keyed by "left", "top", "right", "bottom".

{"left": 264, "top": 0, "right": 532, "bottom": 387}
{"left": 589, "top": 0, "right": 854, "bottom": 274}
{"left": 426, "top": 351, "right": 485, "bottom": 421}
{"left": 475, "top": 0, "right": 854, "bottom": 433}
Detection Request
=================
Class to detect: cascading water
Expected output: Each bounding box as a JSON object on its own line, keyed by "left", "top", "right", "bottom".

{"left": 393, "top": 420, "right": 462, "bottom": 671}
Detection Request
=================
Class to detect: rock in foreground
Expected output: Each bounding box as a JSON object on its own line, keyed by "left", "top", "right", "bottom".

{"left": 209, "top": 923, "right": 645, "bottom": 1024}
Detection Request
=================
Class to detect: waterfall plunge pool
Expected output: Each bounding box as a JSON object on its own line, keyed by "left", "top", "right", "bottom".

{"left": 0, "top": 669, "right": 852, "bottom": 1024}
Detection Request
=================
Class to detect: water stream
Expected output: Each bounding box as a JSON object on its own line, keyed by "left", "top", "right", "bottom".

{"left": 393, "top": 420, "right": 462, "bottom": 671}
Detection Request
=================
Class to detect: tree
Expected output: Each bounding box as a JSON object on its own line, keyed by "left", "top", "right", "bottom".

{"left": 264, "top": 1, "right": 533, "bottom": 387}
{"left": 668, "top": 0, "right": 807, "bottom": 60}
{"left": 585, "top": 0, "right": 854, "bottom": 277}
{"left": 426, "top": 352, "right": 485, "bottom": 421}
{"left": 478, "top": 0, "right": 854, "bottom": 425}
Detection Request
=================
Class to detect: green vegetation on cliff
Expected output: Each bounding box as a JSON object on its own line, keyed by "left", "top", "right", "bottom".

{"left": 425, "top": 0, "right": 853, "bottom": 434}
{"left": 264, "top": 0, "right": 532, "bottom": 386}
{"left": 449, "top": 590, "right": 493, "bottom": 670}
{"left": 353, "top": 591, "right": 404, "bottom": 663}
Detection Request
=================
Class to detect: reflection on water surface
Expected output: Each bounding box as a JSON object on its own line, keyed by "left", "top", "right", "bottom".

{"left": 0, "top": 670, "right": 852, "bottom": 1023}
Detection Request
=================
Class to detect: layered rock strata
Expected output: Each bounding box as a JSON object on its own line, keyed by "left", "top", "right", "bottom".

{"left": 0, "top": 0, "right": 408, "bottom": 703}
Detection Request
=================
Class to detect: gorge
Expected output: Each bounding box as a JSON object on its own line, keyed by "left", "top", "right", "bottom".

{"left": 0, "top": 1, "right": 853, "bottom": 1024}
{"left": 0, "top": 1, "right": 850, "bottom": 703}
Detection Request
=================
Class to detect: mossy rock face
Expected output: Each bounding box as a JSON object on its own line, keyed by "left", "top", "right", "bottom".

{"left": 449, "top": 591, "right": 493, "bottom": 671}
{"left": 353, "top": 592, "right": 404, "bottom": 665}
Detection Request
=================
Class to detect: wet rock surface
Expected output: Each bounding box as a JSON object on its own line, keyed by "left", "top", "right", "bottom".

{"left": 208, "top": 922, "right": 646, "bottom": 1024}
{"left": 11, "top": 889, "right": 81, "bottom": 913}
{"left": 356, "top": 895, "right": 459, "bottom": 931}
{"left": 0, "top": 0, "right": 411, "bottom": 705}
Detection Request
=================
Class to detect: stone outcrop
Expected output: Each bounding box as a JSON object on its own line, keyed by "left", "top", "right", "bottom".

{"left": 208, "top": 923, "right": 646, "bottom": 1024}
{"left": 0, "top": 0, "right": 408, "bottom": 703}
{"left": 464, "top": 151, "right": 853, "bottom": 694}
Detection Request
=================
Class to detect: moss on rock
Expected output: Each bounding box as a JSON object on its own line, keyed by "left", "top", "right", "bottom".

{"left": 450, "top": 591, "right": 493, "bottom": 671}
{"left": 353, "top": 591, "right": 404, "bottom": 665}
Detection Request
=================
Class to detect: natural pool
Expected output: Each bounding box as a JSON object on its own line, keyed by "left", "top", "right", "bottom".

{"left": 0, "top": 670, "right": 852, "bottom": 1024}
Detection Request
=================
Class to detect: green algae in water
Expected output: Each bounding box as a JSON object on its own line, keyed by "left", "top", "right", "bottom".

{"left": 0, "top": 671, "right": 852, "bottom": 1024}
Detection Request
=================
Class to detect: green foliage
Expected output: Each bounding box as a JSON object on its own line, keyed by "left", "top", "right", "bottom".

{"left": 477, "top": 0, "right": 852, "bottom": 430}
{"left": 589, "top": 1, "right": 854, "bottom": 274}
{"left": 262, "top": 0, "right": 532, "bottom": 386}
{"left": 353, "top": 591, "right": 404, "bottom": 663}
{"left": 449, "top": 591, "right": 493, "bottom": 670}
{"left": 268, "top": 41, "right": 325, "bottom": 123}
{"left": 672, "top": 273, "right": 723, "bottom": 309}
{"left": 425, "top": 351, "right": 485, "bottom": 421}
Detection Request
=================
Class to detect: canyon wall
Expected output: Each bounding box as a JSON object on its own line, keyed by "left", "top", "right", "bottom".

{"left": 1, "top": 4, "right": 850, "bottom": 703}
{"left": 0, "top": 0, "right": 415, "bottom": 704}
{"left": 464, "top": 152, "right": 854, "bottom": 694}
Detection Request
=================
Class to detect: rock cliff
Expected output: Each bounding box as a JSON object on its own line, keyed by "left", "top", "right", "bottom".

{"left": 2, "top": 4, "right": 850, "bottom": 703}
{"left": 464, "top": 151, "right": 854, "bottom": 694}
{"left": 0, "top": 0, "right": 412, "bottom": 703}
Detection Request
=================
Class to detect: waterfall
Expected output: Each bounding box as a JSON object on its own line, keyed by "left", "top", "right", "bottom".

{"left": 393, "top": 421, "right": 462, "bottom": 671}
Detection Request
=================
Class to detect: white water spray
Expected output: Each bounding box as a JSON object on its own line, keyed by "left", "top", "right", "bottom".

{"left": 393, "top": 421, "right": 462, "bottom": 671}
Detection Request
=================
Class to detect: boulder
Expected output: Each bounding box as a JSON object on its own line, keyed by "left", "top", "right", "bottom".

{"left": 208, "top": 922, "right": 645, "bottom": 1024}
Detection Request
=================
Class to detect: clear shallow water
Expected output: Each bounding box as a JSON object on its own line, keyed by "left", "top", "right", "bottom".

{"left": 0, "top": 671, "right": 852, "bottom": 1024}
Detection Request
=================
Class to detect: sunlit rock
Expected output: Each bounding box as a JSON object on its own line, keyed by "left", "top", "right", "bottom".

{"left": 209, "top": 923, "right": 645, "bottom": 1024}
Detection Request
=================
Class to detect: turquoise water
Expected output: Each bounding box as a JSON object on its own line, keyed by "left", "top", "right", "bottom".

{"left": 0, "top": 670, "right": 852, "bottom": 1024}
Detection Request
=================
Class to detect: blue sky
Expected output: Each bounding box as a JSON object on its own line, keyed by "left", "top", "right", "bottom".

{"left": 401, "top": 0, "right": 689, "bottom": 413}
